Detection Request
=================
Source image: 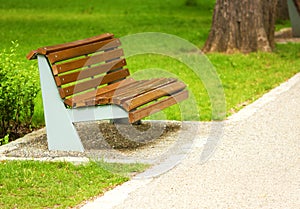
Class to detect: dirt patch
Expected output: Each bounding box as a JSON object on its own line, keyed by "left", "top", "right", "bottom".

{"left": 1, "top": 121, "right": 183, "bottom": 162}
{"left": 78, "top": 121, "right": 181, "bottom": 150}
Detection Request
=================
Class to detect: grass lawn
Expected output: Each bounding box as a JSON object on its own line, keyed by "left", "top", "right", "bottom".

{"left": 1, "top": 0, "right": 299, "bottom": 123}
{"left": 0, "top": 160, "right": 148, "bottom": 209}
{"left": 1, "top": 0, "right": 300, "bottom": 122}
{"left": 0, "top": 0, "right": 299, "bottom": 208}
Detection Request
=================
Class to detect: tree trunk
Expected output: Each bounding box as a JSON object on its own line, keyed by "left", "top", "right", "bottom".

{"left": 203, "top": 0, "right": 278, "bottom": 53}
{"left": 276, "top": 0, "right": 289, "bottom": 20}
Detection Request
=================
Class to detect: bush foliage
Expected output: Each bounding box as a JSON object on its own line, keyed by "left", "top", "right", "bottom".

{"left": 0, "top": 42, "right": 40, "bottom": 143}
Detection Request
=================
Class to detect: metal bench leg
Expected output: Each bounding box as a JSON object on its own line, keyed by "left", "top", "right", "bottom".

{"left": 37, "top": 55, "right": 84, "bottom": 152}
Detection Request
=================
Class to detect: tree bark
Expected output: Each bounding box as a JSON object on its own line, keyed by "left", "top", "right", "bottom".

{"left": 276, "top": 0, "right": 289, "bottom": 20}
{"left": 203, "top": 0, "right": 278, "bottom": 53}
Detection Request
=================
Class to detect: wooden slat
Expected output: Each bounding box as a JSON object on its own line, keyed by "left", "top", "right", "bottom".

{"left": 112, "top": 78, "right": 177, "bottom": 104}
{"left": 121, "top": 81, "right": 186, "bottom": 111}
{"left": 47, "top": 38, "right": 121, "bottom": 64}
{"left": 55, "top": 58, "right": 126, "bottom": 86}
{"left": 52, "top": 48, "right": 124, "bottom": 75}
{"left": 77, "top": 81, "right": 140, "bottom": 107}
{"left": 80, "top": 97, "right": 111, "bottom": 107}
{"left": 27, "top": 33, "right": 114, "bottom": 60}
{"left": 111, "top": 79, "right": 161, "bottom": 100}
{"left": 64, "top": 78, "right": 136, "bottom": 107}
{"left": 26, "top": 50, "right": 38, "bottom": 60}
{"left": 59, "top": 68, "right": 130, "bottom": 98}
{"left": 128, "top": 90, "right": 189, "bottom": 123}
{"left": 90, "top": 80, "right": 145, "bottom": 104}
{"left": 39, "top": 33, "right": 114, "bottom": 55}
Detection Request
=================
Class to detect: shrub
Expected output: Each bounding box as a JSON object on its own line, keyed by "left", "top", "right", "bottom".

{"left": 0, "top": 42, "right": 40, "bottom": 144}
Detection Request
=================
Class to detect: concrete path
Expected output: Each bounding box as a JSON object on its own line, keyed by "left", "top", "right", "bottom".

{"left": 82, "top": 73, "right": 300, "bottom": 209}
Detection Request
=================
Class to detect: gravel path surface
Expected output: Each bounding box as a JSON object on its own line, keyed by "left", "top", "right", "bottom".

{"left": 82, "top": 73, "right": 300, "bottom": 209}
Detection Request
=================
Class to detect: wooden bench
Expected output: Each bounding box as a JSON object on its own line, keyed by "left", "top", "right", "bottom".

{"left": 27, "top": 33, "right": 188, "bottom": 151}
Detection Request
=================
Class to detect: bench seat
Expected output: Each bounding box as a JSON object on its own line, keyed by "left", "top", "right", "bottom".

{"left": 27, "top": 33, "right": 188, "bottom": 151}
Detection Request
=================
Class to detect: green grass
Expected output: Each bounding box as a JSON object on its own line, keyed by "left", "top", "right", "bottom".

{"left": 208, "top": 43, "right": 300, "bottom": 115}
{"left": 0, "top": 160, "right": 148, "bottom": 209}
{"left": 126, "top": 43, "right": 300, "bottom": 120}
{"left": 275, "top": 19, "right": 291, "bottom": 31}
{"left": 1, "top": 0, "right": 299, "bottom": 123}
{"left": 0, "top": 0, "right": 214, "bottom": 55}
{"left": 0, "top": 0, "right": 299, "bottom": 208}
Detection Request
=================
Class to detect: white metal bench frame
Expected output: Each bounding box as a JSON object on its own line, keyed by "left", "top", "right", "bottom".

{"left": 37, "top": 55, "right": 128, "bottom": 151}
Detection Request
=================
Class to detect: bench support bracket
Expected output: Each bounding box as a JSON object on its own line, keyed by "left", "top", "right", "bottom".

{"left": 38, "top": 55, "right": 85, "bottom": 151}
{"left": 37, "top": 55, "right": 129, "bottom": 152}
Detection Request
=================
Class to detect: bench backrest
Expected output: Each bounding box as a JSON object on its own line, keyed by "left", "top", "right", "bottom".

{"left": 27, "top": 33, "right": 129, "bottom": 106}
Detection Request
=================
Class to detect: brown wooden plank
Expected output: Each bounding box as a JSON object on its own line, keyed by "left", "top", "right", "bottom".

{"left": 72, "top": 80, "right": 144, "bottom": 107}
{"left": 111, "top": 78, "right": 165, "bottom": 103}
{"left": 128, "top": 90, "right": 189, "bottom": 123}
{"left": 121, "top": 81, "right": 186, "bottom": 111}
{"left": 64, "top": 78, "right": 136, "bottom": 107}
{"left": 111, "top": 78, "right": 167, "bottom": 99}
{"left": 81, "top": 80, "right": 146, "bottom": 107}
{"left": 55, "top": 58, "right": 126, "bottom": 86}
{"left": 91, "top": 80, "right": 144, "bottom": 103}
{"left": 26, "top": 50, "right": 38, "bottom": 60}
{"left": 82, "top": 80, "right": 140, "bottom": 107}
{"left": 59, "top": 68, "right": 130, "bottom": 98}
{"left": 109, "top": 79, "right": 160, "bottom": 100}
{"left": 112, "top": 78, "right": 177, "bottom": 104}
{"left": 52, "top": 48, "right": 124, "bottom": 75}
{"left": 47, "top": 38, "right": 121, "bottom": 64}
{"left": 77, "top": 97, "right": 111, "bottom": 107}
{"left": 27, "top": 33, "right": 114, "bottom": 60}
{"left": 38, "top": 33, "right": 114, "bottom": 55}
{"left": 72, "top": 78, "right": 136, "bottom": 104}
